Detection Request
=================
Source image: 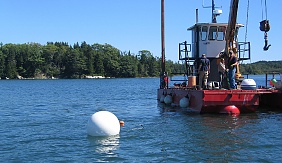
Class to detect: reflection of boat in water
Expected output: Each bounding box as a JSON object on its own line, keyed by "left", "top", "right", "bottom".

{"left": 157, "top": 0, "right": 282, "bottom": 114}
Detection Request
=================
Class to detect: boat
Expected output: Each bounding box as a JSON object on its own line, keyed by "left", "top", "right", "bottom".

{"left": 157, "top": 0, "right": 282, "bottom": 114}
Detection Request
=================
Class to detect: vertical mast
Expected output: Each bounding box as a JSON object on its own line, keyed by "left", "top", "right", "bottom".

{"left": 212, "top": 0, "right": 216, "bottom": 23}
{"left": 203, "top": 0, "right": 221, "bottom": 23}
{"left": 161, "top": 0, "right": 165, "bottom": 73}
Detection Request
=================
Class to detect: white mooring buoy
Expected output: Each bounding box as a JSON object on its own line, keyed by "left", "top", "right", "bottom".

{"left": 180, "top": 95, "right": 190, "bottom": 108}
{"left": 87, "top": 111, "right": 120, "bottom": 137}
{"left": 164, "top": 94, "right": 172, "bottom": 105}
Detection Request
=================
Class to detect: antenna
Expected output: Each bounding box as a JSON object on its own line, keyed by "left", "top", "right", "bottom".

{"left": 202, "top": 0, "right": 222, "bottom": 23}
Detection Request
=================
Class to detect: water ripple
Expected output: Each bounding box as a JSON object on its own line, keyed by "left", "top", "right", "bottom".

{"left": 0, "top": 78, "right": 281, "bottom": 162}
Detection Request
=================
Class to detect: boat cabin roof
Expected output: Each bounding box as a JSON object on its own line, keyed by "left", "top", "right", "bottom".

{"left": 187, "top": 23, "right": 244, "bottom": 30}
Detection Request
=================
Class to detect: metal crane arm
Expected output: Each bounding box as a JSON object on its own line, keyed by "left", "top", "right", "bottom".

{"left": 225, "top": 0, "right": 239, "bottom": 55}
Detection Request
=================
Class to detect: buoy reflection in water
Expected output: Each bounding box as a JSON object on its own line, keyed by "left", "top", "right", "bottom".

{"left": 88, "top": 135, "right": 120, "bottom": 154}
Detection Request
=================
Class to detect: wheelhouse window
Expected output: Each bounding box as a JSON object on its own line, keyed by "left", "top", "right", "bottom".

{"left": 208, "top": 26, "right": 217, "bottom": 40}
{"left": 201, "top": 26, "right": 208, "bottom": 41}
{"left": 217, "top": 26, "right": 226, "bottom": 41}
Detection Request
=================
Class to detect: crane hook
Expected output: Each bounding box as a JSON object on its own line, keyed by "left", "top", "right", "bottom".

{"left": 263, "top": 32, "right": 271, "bottom": 51}
{"left": 260, "top": 20, "right": 271, "bottom": 51}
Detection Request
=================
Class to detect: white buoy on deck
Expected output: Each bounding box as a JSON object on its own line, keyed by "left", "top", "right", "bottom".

{"left": 87, "top": 111, "right": 120, "bottom": 137}
{"left": 241, "top": 79, "right": 256, "bottom": 90}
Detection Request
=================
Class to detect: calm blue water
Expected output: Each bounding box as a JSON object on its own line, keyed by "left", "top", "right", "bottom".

{"left": 0, "top": 76, "right": 281, "bottom": 162}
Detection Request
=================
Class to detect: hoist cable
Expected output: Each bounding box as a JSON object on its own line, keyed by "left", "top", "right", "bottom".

{"left": 242, "top": 0, "right": 250, "bottom": 63}
{"left": 261, "top": 0, "right": 268, "bottom": 20}
{"left": 260, "top": 0, "right": 264, "bottom": 20}
{"left": 265, "top": 0, "right": 268, "bottom": 20}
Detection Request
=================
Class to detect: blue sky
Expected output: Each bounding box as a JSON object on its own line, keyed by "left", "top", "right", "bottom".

{"left": 1, "top": 0, "right": 280, "bottom": 63}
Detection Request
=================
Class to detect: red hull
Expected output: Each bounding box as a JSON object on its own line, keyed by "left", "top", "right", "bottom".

{"left": 157, "top": 88, "right": 281, "bottom": 114}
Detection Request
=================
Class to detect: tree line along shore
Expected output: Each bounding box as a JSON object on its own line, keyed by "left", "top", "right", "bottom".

{"left": 0, "top": 41, "right": 281, "bottom": 79}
